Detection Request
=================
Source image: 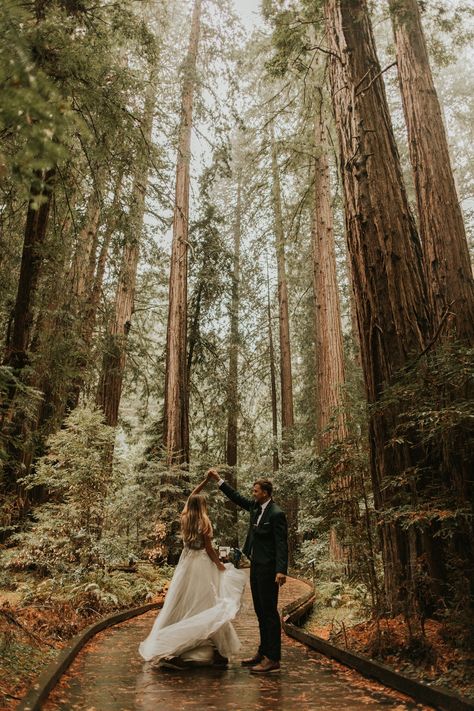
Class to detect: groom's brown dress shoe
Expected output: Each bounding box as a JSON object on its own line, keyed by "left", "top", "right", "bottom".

{"left": 241, "top": 652, "right": 263, "bottom": 667}
{"left": 250, "top": 656, "right": 280, "bottom": 674}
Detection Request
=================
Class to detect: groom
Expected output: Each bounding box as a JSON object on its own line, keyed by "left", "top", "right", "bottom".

{"left": 207, "top": 469, "right": 288, "bottom": 674}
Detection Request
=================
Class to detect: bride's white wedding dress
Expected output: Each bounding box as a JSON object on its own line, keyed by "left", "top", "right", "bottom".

{"left": 139, "top": 538, "right": 247, "bottom": 667}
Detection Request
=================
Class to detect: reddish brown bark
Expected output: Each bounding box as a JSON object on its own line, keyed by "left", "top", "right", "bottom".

{"left": 325, "top": 0, "right": 437, "bottom": 612}
{"left": 226, "top": 178, "right": 241, "bottom": 470}
{"left": 225, "top": 177, "right": 241, "bottom": 547}
{"left": 390, "top": 0, "right": 474, "bottom": 598}
{"left": 270, "top": 128, "right": 294, "bottom": 453}
{"left": 267, "top": 267, "right": 279, "bottom": 474}
{"left": 163, "top": 0, "right": 202, "bottom": 465}
{"left": 311, "top": 94, "right": 354, "bottom": 566}
{"left": 389, "top": 0, "right": 474, "bottom": 341}
{"left": 270, "top": 125, "right": 297, "bottom": 563}
{"left": 311, "top": 99, "right": 347, "bottom": 449}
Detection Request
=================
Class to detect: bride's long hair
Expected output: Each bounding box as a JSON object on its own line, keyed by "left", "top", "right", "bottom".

{"left": 181, "top": 494, "right": 213, "bottom": 544}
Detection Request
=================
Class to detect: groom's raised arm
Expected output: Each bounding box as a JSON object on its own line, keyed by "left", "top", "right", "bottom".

{"left": 208, "top": 470, "right": 253, "bottom": 512}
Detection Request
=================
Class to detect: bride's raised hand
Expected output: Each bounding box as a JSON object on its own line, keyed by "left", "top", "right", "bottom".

{"left": 207, "top": 468, "right": 220, "bottom": 482}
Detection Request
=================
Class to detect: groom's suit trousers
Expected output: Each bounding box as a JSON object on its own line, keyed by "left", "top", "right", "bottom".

{"left": 250, "top": 562, "right": 281, "bottom": 661}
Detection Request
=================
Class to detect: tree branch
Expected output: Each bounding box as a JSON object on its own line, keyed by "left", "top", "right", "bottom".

{"left": 356, "top": 61, "right": 397, "bottom": 97}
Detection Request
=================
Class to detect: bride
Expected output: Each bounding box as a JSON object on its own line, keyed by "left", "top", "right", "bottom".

{"left": 138, "top": 471, "right": 247, "bottom": 670}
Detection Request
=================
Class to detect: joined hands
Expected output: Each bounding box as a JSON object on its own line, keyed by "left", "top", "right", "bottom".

{"left": 206, "top": 468, "right": 220, "bottom": 482}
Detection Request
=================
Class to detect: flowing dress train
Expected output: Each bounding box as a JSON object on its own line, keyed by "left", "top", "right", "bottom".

{"left": 139, "top": 544, "right": 247, "bottom": 667}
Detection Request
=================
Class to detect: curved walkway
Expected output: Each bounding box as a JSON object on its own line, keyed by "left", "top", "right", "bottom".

{"left": 43, "top": 573, "right": 430, "bottom": 710}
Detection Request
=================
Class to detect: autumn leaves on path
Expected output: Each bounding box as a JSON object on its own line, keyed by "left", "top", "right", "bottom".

{"left": 42, "top": 574, "right": 430, "bottom": 711}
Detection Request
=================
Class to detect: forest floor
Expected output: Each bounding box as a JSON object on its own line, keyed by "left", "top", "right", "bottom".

{"left": 2, "top": 566, "right": 472, "bottom": 709}
{"left": 304, "top": 581, "right": 474, "bottom": 703}
{"left": 0, "top": 565, "right": 168, "bottom": 710}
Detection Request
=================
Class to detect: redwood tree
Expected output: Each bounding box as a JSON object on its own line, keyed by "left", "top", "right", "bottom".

{"left": 3, "top": 169, "right": 55, "bottom": 373}
{"left": 325, "top": 0, "right": 438, "bottom": 612}
{"left": 1, "top": 168, "right": 55, "bottom": 494}
{"left": 266, "top": 266, "right": 279, "bottom": 474}
{"left": 311, "top": 91, "right": 353, "bottom": 565}
{"left": 389, "top": 0, "right": 474, "bottom": 341}
{"left": 163, "top": 0, "right": 202, "bottom": 465}
{"left": 311, "top": 95, "right": 347, "bottom": 450}
{"left": 389, "top": 0, "right": 474, "bottom": 602}
{"left": 225, "top": 176, "right": 241, "bottom": 547}
{"left": 270, "top": 124, "right": 297, "bottom": 561}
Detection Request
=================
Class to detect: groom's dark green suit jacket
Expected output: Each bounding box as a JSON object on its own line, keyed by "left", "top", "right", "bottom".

{"left": 219, "top": 481, "right": 288, "bottom": 575}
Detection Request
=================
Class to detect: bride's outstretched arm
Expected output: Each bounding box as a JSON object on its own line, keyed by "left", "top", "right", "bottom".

{"left": 189, "top": 476, "right": 209, "bottom": 498}
{"left": 181, "top": 476, "right": 209, "bottom": 513}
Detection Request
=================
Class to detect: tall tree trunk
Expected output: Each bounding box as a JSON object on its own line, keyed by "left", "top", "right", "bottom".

{"left": 83, "top": 169, "right": 124, "bottom": 356}
{"left": 187, "top": 283, "right": 202, "bottom": 383}
{"left": 7, "top": 187, "right": 80, "bottom": 514}
{"left": 26, "top": 189, "right": 78, "bottom": 442}
{"left": 311, "top": 92, "right": 353, "bottom": 566}
{"left": 73, "top": 168, "right": 124, "bottom": 410}
{"left": 270, "top": 124, "right": 297, "bottom": 562}
{"left": 3, "top": 169, "right": 55, "bottom": 371}
{"left": 389, "top": 0, "right": 474, "bottom": 340}
{"left": 65, "top": 166, "right": 107, "bottom": 411}
{"left": 163, "top": 0, "right": 202, "bottom": 465}
{"left": 389, "top": 0, "right": 474, "bottom": 600}
{"left": 312, "top": 96, "right": 347, "bottom": 449}
{"left": 270, "top": 128, "right": 294, "bottom": 452}
{"left": 96, "top": 81, "right": 156, "bottom": 428}
{"left": 267, "top": 266, "right": 279, "bottom": 474}
{"left": 68, "top": 167, "right": 105, "bottom": 311}
{"left": 225, "top": 177, "right": 241, "bottom": 547}
{"left": 0, "top": 168, "right": 55, "bottom": 497}
{"left": 325, "top": 0, "right": 440, "bottom": 613}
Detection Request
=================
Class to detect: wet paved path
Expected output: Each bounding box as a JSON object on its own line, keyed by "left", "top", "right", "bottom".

{"left": 43, "top": 573, "right": 431, "bottom": 710}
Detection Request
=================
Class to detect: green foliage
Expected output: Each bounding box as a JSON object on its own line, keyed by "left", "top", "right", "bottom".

{"left": 0, "top": 0, "right": 70, "bottom": 178}
{"left": 0, "top": 0, "right": 472, "bottom": 673}
{"left": 0, "top": 0, "right": 158, "bottom": 183}
{"left": 17, "top": 566, "right": 167, "bottom": 614}
{"left": 374, "top": 342, "right": 474, "bottom": 534}
{"left": 262, "top": 0, "right": 324, "bottom": 78}
{"left": 0, "top": 366, "right": 44, "bottom": 467}
{"left": 0, "top": 366, "right": 45, "bottom": 536}
{"left": 10, "top": 404, "right": 115, "bottom": 574}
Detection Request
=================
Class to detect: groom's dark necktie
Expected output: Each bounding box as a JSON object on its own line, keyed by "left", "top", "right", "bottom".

{"left": 255, "top": 504, "right": 262, "bottom": 523}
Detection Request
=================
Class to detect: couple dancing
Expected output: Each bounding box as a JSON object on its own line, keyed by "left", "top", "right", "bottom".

{"left": 139, "top": 468, "right": 288, "bottom": 674}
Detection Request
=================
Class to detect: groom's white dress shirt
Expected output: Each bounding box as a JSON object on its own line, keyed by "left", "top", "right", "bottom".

{"left": 255, "top": 498, "right": 271, "bottom": 525}
{"left": 217, "top": 478, "right": 270, "bottom": 525}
